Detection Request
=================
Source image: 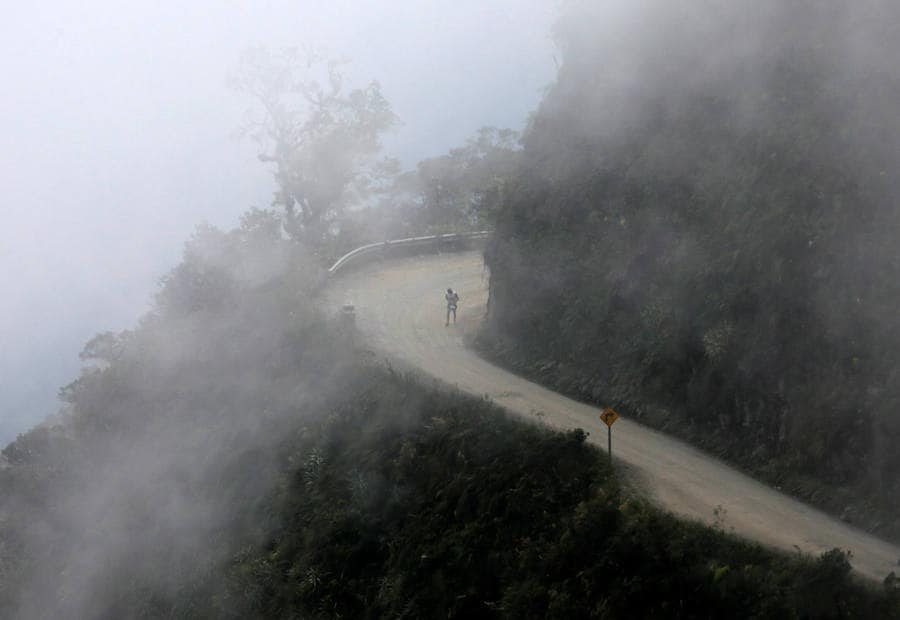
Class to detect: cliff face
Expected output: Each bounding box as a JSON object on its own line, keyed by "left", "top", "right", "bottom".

{"left": 483, "top": 1, "right": 900, "bottom": 515}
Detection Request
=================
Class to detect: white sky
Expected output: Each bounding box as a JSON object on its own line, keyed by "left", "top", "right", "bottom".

{"left": 0, "top": 0, "right": 557, "bottom": 442}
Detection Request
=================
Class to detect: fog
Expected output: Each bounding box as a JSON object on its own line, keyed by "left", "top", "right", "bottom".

{"left": 0, "top": 0, "right": 556, "bottom": 444}
{"left": 481, "top": 0, "right": 900, "bottom": 538}
{"left": 4, "top": 0, "right": 900, "bottom": 615}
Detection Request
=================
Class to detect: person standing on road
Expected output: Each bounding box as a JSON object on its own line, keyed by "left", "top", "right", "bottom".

{"left": 445, "top": 288, "right": 459, "bottom": 326}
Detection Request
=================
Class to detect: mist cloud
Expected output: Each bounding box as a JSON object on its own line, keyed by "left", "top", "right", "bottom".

{"left": 0, "top": 1, "right": 555, "bottom": 443}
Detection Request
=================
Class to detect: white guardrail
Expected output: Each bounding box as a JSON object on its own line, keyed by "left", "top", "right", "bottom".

{"left": 327, "top": 230, "right": 492, "bottom": 277}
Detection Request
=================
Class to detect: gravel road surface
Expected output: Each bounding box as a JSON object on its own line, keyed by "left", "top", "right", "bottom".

{"left": 325, "top": 250, "right": 900, "bottom": 580}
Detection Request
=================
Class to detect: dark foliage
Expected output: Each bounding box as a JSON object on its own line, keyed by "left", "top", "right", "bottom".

{"left": 481, "top": 1, "right": 900, "bottom": 536}
{"left": 1, "top": 201, "right": 895, "bottom": 617}
{"left": 0, "top": 210, "right": 341, "bottom": 617}
{"left": 228, "top": 382, "right": 898, "bottom": 619}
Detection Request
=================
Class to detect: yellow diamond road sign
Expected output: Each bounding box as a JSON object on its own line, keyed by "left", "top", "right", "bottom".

{"left": 600, "top": 407, "right": 620, "bottom": 427}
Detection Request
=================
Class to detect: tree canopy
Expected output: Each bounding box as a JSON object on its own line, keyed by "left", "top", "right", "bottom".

{"left": 231, "top": 47, "right": 398, "bottom": 248}
{"left": 480, "top": 0, "right": 900, "bottom": 537}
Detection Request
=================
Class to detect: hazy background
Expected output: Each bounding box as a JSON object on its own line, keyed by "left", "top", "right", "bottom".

{"left": 0, "top": 0, "right": 556, "bottom": 444}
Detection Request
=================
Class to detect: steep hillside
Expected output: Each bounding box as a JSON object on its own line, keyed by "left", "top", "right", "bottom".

{"left": 227, "top": 383, "right": 899, "bottom": 619}
{"left": 481, "top": 1, "right": 900, "bottom": 534}
{"left": 2, "top": 208, "right": 897, "bottom": 617}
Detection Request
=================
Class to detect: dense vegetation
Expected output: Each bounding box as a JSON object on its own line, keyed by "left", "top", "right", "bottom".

{"left": 480, "top": 1, "right": 900, "bottom": 536}
{"left": 229, "top": 383, "right": 900, "bottom": 619}
{"left": 0, "top": 210, "right": 334, "bottom": 617}
{"left": 231, "top": 48, "right": 518, "bottom": 264}
{"left": 307, "top": 125, "right": 521, "bottom": 264}
{"left": 7, "top": 8, "right": 900, "bottom": 612}
{"left": 2, "top": 205, "right": 897, "bottom": 617}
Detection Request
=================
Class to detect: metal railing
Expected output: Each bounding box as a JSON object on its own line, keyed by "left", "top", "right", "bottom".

{"left": 327, "top": 231, "right": 492, "bottom": 277}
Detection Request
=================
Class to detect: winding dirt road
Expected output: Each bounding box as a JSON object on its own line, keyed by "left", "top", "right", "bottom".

{"left": 326, "top": 250, "right": 900, "bottom": 580}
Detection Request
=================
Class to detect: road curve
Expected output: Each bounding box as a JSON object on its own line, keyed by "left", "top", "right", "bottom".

{"left": 325, "top": 250, "right": 900, "bottom": 580}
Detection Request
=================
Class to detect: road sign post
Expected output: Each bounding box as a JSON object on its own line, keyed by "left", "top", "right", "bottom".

{"left": 599, "top": 407, "right": 620, "bottom": 465}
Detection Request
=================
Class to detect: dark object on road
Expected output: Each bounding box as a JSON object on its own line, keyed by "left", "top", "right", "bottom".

{"left": 340, "top": 304, "right": 356, "bottom": 325}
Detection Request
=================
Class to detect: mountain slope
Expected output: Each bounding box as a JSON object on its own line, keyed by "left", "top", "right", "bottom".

{"left": 481, "top": 0, "right": 900, "bottom": 539}
{"left": 2, "top": 217, "right": 897, "bottom": 617}
{"left": 324, "top": 251, "right": 900, "bottom": 581}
